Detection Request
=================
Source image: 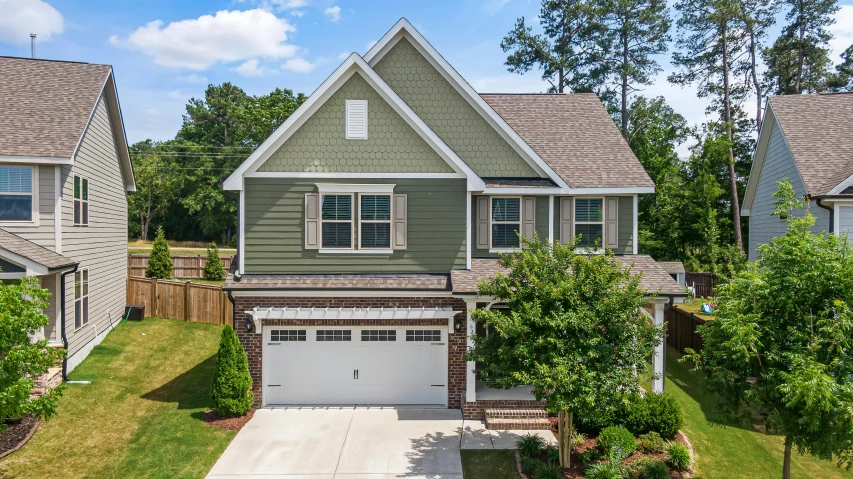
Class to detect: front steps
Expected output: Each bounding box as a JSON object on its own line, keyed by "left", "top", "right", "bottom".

{"left": 484, "top": 407, "right": 551, "bottom": 430}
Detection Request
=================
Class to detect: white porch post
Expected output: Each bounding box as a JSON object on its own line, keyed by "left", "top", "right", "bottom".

{"left": 465, "top": 298, "right": 477, "bottom": 403}
{"left": 652, "top": 299, "right": 667, "bottom": 393}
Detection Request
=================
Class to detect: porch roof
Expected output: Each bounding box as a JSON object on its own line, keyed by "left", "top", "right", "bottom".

{"left": 0, "top": 228, "right": 77, "bottom": 273}
{"left": 225, "top": 272, "right": 451, "bottom": 291}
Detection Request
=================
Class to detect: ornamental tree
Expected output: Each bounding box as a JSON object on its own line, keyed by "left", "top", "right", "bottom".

{"left": 210, "top": 324, "right": 253, "bottom": 417}
{"left": 466, "top": 236, "right": 664, "bottom": 468}
{"left": 684, "top": 179, "right": 853, "bottom": 479}
{"left": 145, "top": 226, "right": 173, "bottom": 279}
{"left": 0, "top": 276, "right": 65, "bottom": 425}
{"left": 203, "top": 242, "right": 226, "bottom": 281}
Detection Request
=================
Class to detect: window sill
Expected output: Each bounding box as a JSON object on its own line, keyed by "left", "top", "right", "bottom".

{"left": 319, "top": 249, "right": 394, "bottom": 255}
{"left": 489, "top": 248, "right": 519, "bottom": 254}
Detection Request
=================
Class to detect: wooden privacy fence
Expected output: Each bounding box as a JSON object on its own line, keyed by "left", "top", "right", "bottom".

{"left": 685, "top": 272, "right": 717, "bottom": 298}
{"left": 666, "top": 306, "right": 707, "bottom": 354}
{"left": 127, "top": 277, "right": 232, "bottom": 325}
{"left": 128, "top": 254, "right": 233, "bottom": 279}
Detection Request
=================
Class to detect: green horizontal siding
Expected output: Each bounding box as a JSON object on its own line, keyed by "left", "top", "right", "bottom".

{"left": 244, "top": 178, "right": 467, "bottom": 274}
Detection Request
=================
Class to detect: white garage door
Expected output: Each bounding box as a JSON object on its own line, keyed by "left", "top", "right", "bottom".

{"left": 263, "top": 327, "right": 448, "bottom": 406}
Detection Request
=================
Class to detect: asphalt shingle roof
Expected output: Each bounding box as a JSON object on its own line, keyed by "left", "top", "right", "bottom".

{"left": 768, "top": 93, "right": 853, "bottom": 195}
{"left": 658, "top": 261, "right": 686, "bottom": 275}
{"left": 225, "top": 273, "right": 451, "bottom": 291}
{"left": 481, "top": 93, "right": 654, "bottom": 189}
{"left": 0, "top": 229, "right": 77, "bottom": 270}
{"left": 0, "top": 57, "right": 111, "bottom": 159}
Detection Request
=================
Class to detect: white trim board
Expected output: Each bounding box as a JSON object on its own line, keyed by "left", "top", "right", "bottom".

{"left": 0, "top": 155, "right": 72, "bottom": 165}
{"left": 223, "top": 54, "right": 485, "bottom": 191}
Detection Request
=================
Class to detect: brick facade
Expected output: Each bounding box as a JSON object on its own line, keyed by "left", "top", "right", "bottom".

{"left": 462, "top": 400, "right": 546, "bottom": 419}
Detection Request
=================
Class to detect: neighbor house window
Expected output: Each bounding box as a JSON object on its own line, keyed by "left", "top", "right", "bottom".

{"left": 73, "top": 175, "right": 89, "bottom": 226}
{"left": 321, "top": 194, "right": 353, "bottom": 249}
{"left": 0, "top": 166, "right": 34, "bottom": 222}
{"left": 574, "top": 198, "right": 604, "bottom": 248}
{"left": 359, "top": 194, "right": 391, "bottom": 249}
{"left": 74, "top": 269, "right": 89, "bottom": 330}
{"left": 491, "top": 197, "right": 521, "bottom": 249}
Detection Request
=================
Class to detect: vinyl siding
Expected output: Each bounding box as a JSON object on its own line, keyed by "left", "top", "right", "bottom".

{"left": 552, "top": 196, "right": 634, "bottom": 254}
{"left": 60, "top": 94, "right": 128, "bottom": 363}
{"left": 244, "top": 177, "right": 467, "bottom": 273}
{"left": 0, "top": 164, "right": 56, "bottom": 249}
{"left": 747, "top": 119, "right": 829, "bottom": 260}
{"left": 838, "top": 206, "right": 853, "bottom": 241}
{"left": 40, "top": 273, "right": 59, "bottom": 342}
{"left": 471, "top": 196, "right": 548, "bottom": 258}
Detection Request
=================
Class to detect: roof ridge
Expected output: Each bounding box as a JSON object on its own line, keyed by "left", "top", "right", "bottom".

{"left": 0, "top": 55, "right": 109, "bottom": 67}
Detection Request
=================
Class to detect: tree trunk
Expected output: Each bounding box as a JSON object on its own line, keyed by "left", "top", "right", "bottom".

{"left": 558, "top": 410, "right": 573, "bottom": 468}
{"left": 748, "top": 29, "right": 763, "bottom": 130}
{"left": 783, "top": 436, "right": 792, "bottom": 479}
{"left": 796, "top": 3, "right": 804, "bottom": 94}
{"left": 721, "top": 23, "right": 744, "bottom": 252}
{"left": 621, "top": 29, "right": 629, "bottom": 139}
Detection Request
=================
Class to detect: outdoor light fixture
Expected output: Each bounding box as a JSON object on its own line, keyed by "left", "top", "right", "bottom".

{"left": 455, "top": 318, "right": 463, "bottom": 332}
{"left": 244, "top": 318, "right": 255, "bottom": 333}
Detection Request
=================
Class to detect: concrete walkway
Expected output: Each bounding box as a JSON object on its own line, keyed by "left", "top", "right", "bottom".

{"left": 460, "top": 420, "right": 556, "bottom": 449}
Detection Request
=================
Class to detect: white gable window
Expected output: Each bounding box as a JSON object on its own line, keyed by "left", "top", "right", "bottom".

{"left": 0, "top": 166, "right": 36, "bottom": 223}
{"left": 346, "top": 100, "right": 368, "bottom": 139}
{"left": 73, "top": 175, "right": 89, "bottom": 226}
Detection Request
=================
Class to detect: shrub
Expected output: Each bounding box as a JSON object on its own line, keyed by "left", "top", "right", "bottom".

{"left": 516, "top": 433, "right": 546, "bottom": 458}
{"left": 621, "top": 393, "right": 683, "bottom": 439}
{"left": 571, "top": 430, "right": 587, "bottom": 450}
{"left": 534, "top": 461, "right": 562, "bottom": 479}
{"left": 210, "top": 325, "right": 254, "bottom": 417}
{"left": 545, "top": 443, "right": 560, "bottom": 463}
{"left": 637, "top": 432, "right": 666, "bottom": 454}
{"left": 585, "top": 462, "right": 625, "bottom": 479}
{"left": 667, "top": 443, "right": 691, "bottom": 472}
{"left": 577, "top": 449, "right": 602, "bottom": 463}
{"left": 520, "top": 456, "right": 542, "bottom": 476}
{"left": 146, "top": 227, "right": 173, "bottom": 279}
{"left": 598, "top": 426, "right": 636, "bottom": 460}
{"left": 203, "top": 242, "right": 226, "bottom": 280}
{"left": 639, "top": 459, "right": 669, "bottom": 479}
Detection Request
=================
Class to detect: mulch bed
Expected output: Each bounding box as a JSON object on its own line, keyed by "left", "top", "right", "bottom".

{"left": 0, "top": 416, "right": 40, "bottom": 459}
{"left": 201, "top": 408, "right": 255, "bottom": 432}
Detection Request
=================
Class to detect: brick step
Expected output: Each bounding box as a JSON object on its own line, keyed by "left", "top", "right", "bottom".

{"left": 484, "top": 407, "right": 549, "bottom": 419}
{"left": 485, "top": 417, "right": 552, "bottom": 430}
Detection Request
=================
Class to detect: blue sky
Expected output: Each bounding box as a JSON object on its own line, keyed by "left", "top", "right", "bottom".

{"left": 1, "top": 0, "right": 852, "bottom": 153}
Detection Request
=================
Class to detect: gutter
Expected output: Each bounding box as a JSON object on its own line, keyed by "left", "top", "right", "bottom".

{"left": 60, "top": 264, "right": 79, "bottom": 381}
{"left": 816, "top": 198, "right": 835, "bottom": 233}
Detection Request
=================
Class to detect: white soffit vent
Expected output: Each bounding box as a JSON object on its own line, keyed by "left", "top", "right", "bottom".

{"left": 346, "top": 100, "right": 368, "bottom": 139}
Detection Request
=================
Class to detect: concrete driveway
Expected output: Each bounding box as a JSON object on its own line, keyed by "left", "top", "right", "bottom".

{"left": 206, "top": 407, "right": 464, "bottom": 479}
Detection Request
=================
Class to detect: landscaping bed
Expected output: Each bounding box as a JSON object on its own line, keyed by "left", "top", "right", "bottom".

{"left": 0, "top": 417, "right": 39, "bottom": 460}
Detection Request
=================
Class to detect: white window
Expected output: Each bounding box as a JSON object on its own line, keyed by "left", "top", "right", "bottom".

{"left": 74, "top": 269, "right": 89, "bottom": 330}
{"left": 73, "top": 175, "right": 89, "bottom": 226}
{"left": 0, "top": 165, "right": 35, "bottom": 223}
{"left": 574, "top": 198, "right": 604, "bottom": 248}
{"left": 346, "top": 100, "right": 368, "bottom": 139}
{"left": 313, "top": 184, "right": 399, "bottom": 253}
{"left": 359, "top": 194, "right": 392, "bottom": 249}
{"left": 490, "top": 197, "right": 521, "bottom": 249}
{"left": 320, "top": 194, "right": 353, "bottom": 249}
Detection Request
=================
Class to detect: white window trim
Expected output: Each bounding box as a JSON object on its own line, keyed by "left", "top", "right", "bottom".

{"left": 316, "top": 184, "right": 397, "bottom": 253}
{"left": 345, "top": 99, "right": 368, "bottom": 140}
{"left": 489, "top": 196, "right": 522, "bottom": 250}
{"left": 357, "top": 193, "right": 393, "bottom": 250}
{"left": 73, "top": 174, "right": 89, "bottom": 227}
{"left": 319, "top": 193, "right": 354, "bottom": 250}
{"left": 0, "top": 165, "right": 39, "bottom": 227}
{"left": 574, "top": 196, "right": 605, "bottom": 251}
{"left": 74, "top": 268, "right": 89, "bottom": 331}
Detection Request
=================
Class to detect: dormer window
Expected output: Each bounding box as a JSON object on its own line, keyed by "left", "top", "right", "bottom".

{"left": 346, "top": 100, "right": 368, "bottom": 139}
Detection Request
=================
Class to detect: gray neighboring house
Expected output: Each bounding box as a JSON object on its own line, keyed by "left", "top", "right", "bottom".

{"left": 0, "top": 57, "right": 135, "bottom": 378}
{"left": 743, "top": 92, "right": 853, "bottom": 260}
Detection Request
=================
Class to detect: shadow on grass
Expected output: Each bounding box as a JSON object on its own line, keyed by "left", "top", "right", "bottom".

{"left": 141, "top": 354, "right": 216, "bottom": 411}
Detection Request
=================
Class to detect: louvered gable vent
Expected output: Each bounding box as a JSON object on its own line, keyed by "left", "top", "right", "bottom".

{"left": 346, "top": 99, "right": 368, "bottom": 139}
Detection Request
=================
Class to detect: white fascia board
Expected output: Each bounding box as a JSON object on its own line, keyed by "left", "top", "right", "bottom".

{"left": 364, "top": 19, "right": 568, "bottom": 190}
{"left": 223, "top": 53, "right": 485, "bottom": 191}
{"left": 564, "top": 186, "right": 655, "bottom": 195}
{"left": 0, "top": 155, "right": 72, "bottom": 165}
{"left": 316, "top": 183, "right": 396, "bottom": 193}
{"left": 481, "top": 187, "right": 564, "bottom": 195}
{"left": 0, "top": 248, "right": 50, "bottom": 276}
{"left": 246, "top": 172, "right": 466, "bottom": 179}
{"left": 742, "top": 102, "right": 774, "bottom": 213}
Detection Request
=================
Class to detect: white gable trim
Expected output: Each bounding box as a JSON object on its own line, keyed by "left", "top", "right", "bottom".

{"left": 364, "top": 19, "right": 569, "bottom": 190}
{"left": 826, "top": 174, "right": 853, "bottom": 195}
{"left": 223, "top": 54, "right": 484, "bottom": 191}
{"left": 0, "top": 247, "right": 50, "bottom": 276}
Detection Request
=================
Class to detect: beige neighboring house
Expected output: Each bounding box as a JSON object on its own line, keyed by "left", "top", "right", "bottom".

{"left": 0, "top": 57, "right": 135, "bottom": 378}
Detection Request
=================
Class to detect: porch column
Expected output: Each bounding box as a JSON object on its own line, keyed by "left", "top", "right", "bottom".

{"left": 464, "top": 298, "right": 477, "bottom": 403}
{"left": 651, "top": 299, "right": 667, "bottom": 393}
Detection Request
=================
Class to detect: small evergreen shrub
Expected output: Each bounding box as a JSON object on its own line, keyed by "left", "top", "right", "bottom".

{"left": 519, "top": 456, "right": 542, "bottom": 475}
{"left": 667, "top": 443, "right": 691, "bottom": 472}
{"left": 534, "top": 461, "right": 562, "bottom": 479}
{"left": 146, "top": 227, "right": 173, "bottom": 279}
{"left": 639, "top": 459, "right": 669, "bottom": 479}
{"left": 516, "top": 433, "right": 546, "bottom": 458}
{"left": 621, "top": 393, "right": 683, "bottom": 439}
{"left": 545, "top": 443, "right": 560, "bottom": 463}
{"left": 598, "top": 426, "right": 636, "bottom": 459}
{"left": 637, "top": 432, "right": 666, "bottom": 454}
{"left": 210, "top": 325, "right": 254, "bottom": 417}
{"left": 577, "top": 449, "right": 602, "bottom": 463}
{"left": 203, "top": 242, "right": 226, "bottom": 280}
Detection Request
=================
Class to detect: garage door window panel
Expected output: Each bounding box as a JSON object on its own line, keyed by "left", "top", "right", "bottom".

{"left": 317, "top": 330, "right": 352, "bottom": 341}
{"left": 361, "top": 329, "right": 396, "bottom": 341}
{"left": 406, "top": 330, "right": 442, "bottom": 342}
{"left": 270, "top": 330, "right": 306, "bottom": 342}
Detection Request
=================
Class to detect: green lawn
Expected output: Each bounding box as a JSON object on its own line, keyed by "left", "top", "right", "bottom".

{"left": 185, "top": 279, "right": 226, "bottom": 286}
{"left": 666, "top": 346, "right": 851, "bottom": 479}
{"left": 0, "top": 318, "right": 233, "bottom": 479}
{"left": 461, "top": 450, "right": 519, "bottom": 479}
{"left": 674, "top": 298, "right": 716, "bottom": 320}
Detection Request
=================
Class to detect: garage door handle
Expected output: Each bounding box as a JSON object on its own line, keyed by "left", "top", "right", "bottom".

{"left": 268, "top": 385, "right": 281, "bottom": 387}
{"left": 354, "top": 369, "right": 359, "bottom": 380}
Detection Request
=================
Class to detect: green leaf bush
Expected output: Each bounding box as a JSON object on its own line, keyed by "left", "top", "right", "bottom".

{"left": 579, "top": 393, "right": 683, "bottom": 439}
{"left": 584, "top": 462, "right": 624, "bottom": 479}
{"left": 533, "top": 461, "right": 562, "bottom": 479}
{"left": 519, "top": 456, "right": 541, "bottom": 475}
{"left": 637, "top": 458, "right": 669, "bottom": 479}
{"left": 203, "top": 242, "right": 226, "bottom": 280}
{"left": 210, "top": 324, "right": 253, "bottom": 417}
{"left": 597, "top": 426, "right": 636, "bottom": 459}
{"left": 516, "top": 433, "right": 546, "bottom": 458}
{"left": 637, "top": 432, "right": 667, "bottom": 454}
{"left": 667, "top": 443, "right": 691, "bottom": 472}
{"left": 145, "top": 227, "right": 173, "bottom": 279}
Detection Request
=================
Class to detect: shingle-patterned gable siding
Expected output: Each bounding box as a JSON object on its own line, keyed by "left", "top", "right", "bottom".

{"left": 372, "top": 38, "right": 538, "bottom": 177}
{"left": 258, "top": 73, "right": 453, "bottom": 174}
{"left": 748, "top": 118, "right": 829, "bottom": 261}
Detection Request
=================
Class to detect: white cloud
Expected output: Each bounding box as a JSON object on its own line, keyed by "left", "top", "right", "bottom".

{"left": 168, "top": 89, "right": 186, "bottom": 99}
{"left": 290, "top": 10, "right": 307, "bottom": 17}
{"left": 273, "top": 0, "right": 310, "bottom": 8}
{"left": 235, "top": 58, "right": 272, "bottom": 77}
{"left": 829, "top": 5, "right": 853, "bottom": 63}
{"left": 338, "top": 51, "right": 350, "bottom": 60}
{"left": 324, "top": 6, "right": 341, "bottom": 22}
{"left": 177, "top": 73, "right": 208, "bottom": 84}
{"left": 282, "top": 57, "right": 318, "bottom": 73}
{"left": 0, "top": 0, "right": 64, "bottom": 45}
{"left": 109, "top": 9, "right": 298, "bottom": 70}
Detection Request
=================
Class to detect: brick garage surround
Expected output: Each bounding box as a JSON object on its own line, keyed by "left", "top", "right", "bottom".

{"left": 232, "top": 296, "right": 468, "bottom": 409}
{"left": 462, "top": 400, "right": 546, "bottom": 420}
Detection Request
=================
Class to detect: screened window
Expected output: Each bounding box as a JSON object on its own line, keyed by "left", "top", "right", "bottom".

{"left": 0, "top": 166, "right": 33, "bottom": 222}
{"left": 270, "top": 330, "right": 306, "bottom": 342}
{"left": 359, "top": 195, "right": 391, "bottom": 249}
{"left": 361, "top": 330, "right": 396, "bottom": 341}
{"left": 574, "top": 198, "right": 604, "bottom": 248}
{"left": 73, "top": 175, "right": 89, "bottom": 226}
{"left": 491, "top": 197, "right": 521, "bottom": 248}
{"left": 406, "top": 330, "right": 442, "bottom": 342}
{"left": 316, "top": 330, "right": 351, "bottom": 341}
{"left": 321, "top": 194, "right": 352, "bottom": 248}
{"left": 74, "top": 269, "right": 89, "bottom": 330}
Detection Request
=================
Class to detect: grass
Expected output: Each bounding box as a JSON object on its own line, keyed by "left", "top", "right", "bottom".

{"left": 666, "top": 346, "right": 851, "bottom": 479}
{"left": 0, "top": 318, "right": 234, "bottom": 479}
{"left": 461, "top": 450, "right": 519, "bottom": 479}
{"left": 128, "top": 239, "right": 236, "bottom": 256}
{"left": 185, "top": 279, "right": 226, "bottom": 286}
{"left": 674, "top": 298, "right": 716, "bottom": 320}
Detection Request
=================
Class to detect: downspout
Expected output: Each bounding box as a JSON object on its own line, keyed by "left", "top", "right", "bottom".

{"left": 60, "top": 265, "right": 79, "bottom": 381}
{"left": 816, "top": 198, "right": 834, "bottom": 233}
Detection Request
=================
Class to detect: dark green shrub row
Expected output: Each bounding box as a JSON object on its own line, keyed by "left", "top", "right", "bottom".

{"left": 576, "top": 392, "right": 682, "bottom": 439}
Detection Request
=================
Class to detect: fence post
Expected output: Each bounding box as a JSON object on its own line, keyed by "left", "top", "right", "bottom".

{"left": 184, "top": 281, "right": 190, "bottom": 321}
{"left": 151, "top": 278, "right": 158, "bottom": 318}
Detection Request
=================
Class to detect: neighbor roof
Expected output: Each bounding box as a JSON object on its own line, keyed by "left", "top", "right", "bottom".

{"left": 768, "top": 93, "right": 853, "bottom": 195}
{"left": 451, "top": 256, "right": 686, "bottom": 296}
{"left": 0, "top": 229, "right": 77, "bottom": 271}
{"left": 481, "top": 94, "right": 654, "bottom": 190}
{"left": 658, "top": 261, "right": 686, "bottom": 275}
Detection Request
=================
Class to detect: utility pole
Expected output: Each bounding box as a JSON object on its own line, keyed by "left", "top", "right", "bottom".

{"left": 30, "top": 34, "right": 36, "bottom": 58}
